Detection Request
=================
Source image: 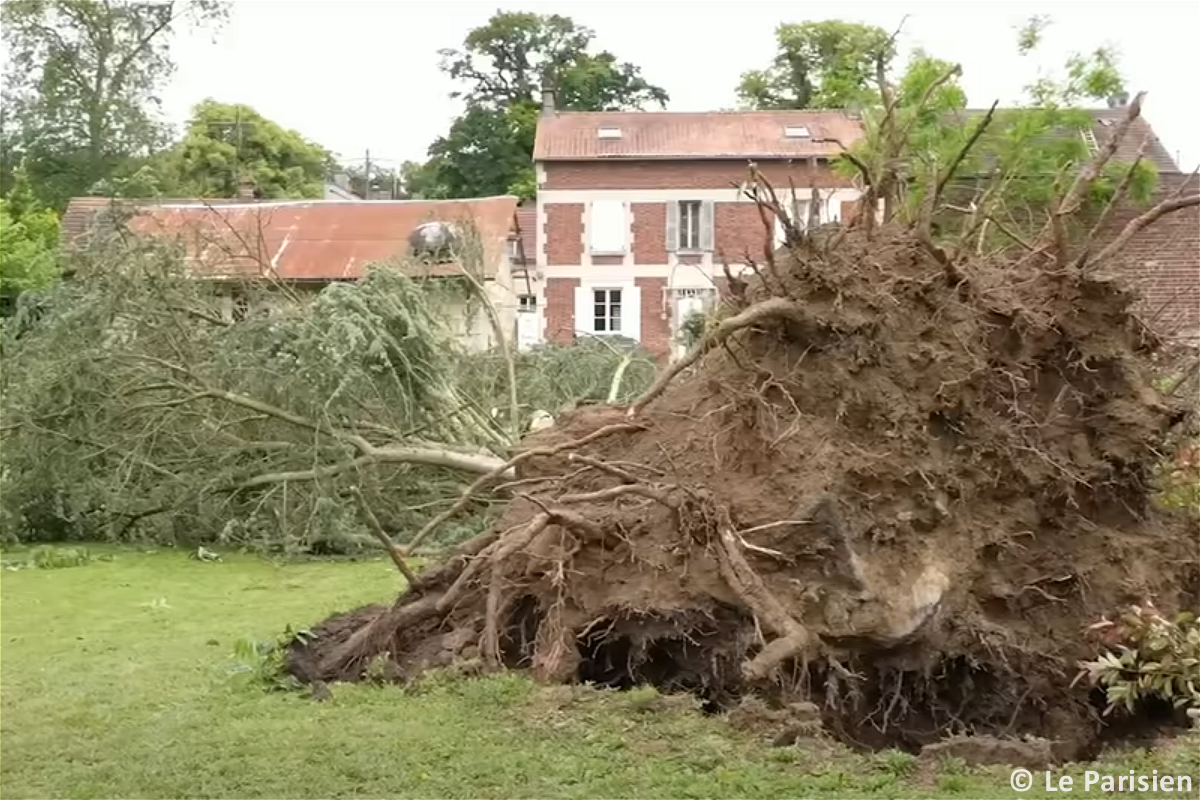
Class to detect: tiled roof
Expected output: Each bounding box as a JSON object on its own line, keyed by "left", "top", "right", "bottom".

{"left": 515, "top": 205, "right": 537, "bottom": 267}
{"left": 1085, "top": 109, "right": 1180, "bottom": 173}
{"left": 64, "top": 196, "right": 520, "bottom": 280}
{"left": 533, "top": 111, "right": 863, "bottom": 161}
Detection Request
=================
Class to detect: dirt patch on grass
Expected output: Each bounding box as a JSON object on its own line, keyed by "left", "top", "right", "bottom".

{"left": 287, "top": 223, "right": 1197, "bottom": 761}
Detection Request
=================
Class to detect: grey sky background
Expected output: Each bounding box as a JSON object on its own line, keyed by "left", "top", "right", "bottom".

{"left": 32, "top": 1, "right": 1200, "bottom": 173}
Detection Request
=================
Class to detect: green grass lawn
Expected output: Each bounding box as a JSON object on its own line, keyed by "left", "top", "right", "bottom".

{"left": 1, "top": 545, "right": 1196, "bottom": 799}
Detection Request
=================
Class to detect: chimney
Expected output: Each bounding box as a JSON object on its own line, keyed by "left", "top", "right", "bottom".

{"left": 236, "top": 175, "right": 257, "bottom": 200}
{"left": 540, "top": 87, "right": 556, "bottom": 118}
{"left": 1107, "top": 90, "right": 1130, "bottom": 109}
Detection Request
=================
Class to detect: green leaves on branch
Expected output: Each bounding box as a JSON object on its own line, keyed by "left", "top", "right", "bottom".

{"left": 0, "top": 165, "right": 60, "bottom": 296}
{"left": 1076, "top": 603, "right": 1200, "bottom": 715}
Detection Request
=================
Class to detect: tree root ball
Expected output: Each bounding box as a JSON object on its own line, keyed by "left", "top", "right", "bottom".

{"left": 287, "top": 225, "right": 1198, "bottom": 760}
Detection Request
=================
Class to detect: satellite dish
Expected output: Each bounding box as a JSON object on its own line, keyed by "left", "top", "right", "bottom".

{"left": 409, "top": 221, "right": 460, "bottom": 258}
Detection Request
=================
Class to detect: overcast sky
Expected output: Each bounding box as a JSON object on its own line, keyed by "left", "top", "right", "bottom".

{"left": 50, "top": 1, "right": 1200, "bottom": 173}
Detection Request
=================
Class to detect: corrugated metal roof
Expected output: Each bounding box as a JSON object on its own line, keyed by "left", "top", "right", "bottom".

{"left": 97, "top": 196, "right": 519, "bottom": 280}
{"left": 533, "top": 111, "right": 863, "bottom": 161}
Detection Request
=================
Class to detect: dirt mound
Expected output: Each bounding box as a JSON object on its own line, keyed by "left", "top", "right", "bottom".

{"left": 287, "top": 223, "right": 1197, "bottom": 759}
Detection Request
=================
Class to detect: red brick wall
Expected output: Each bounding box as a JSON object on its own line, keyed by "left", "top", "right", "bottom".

{"left": 632, "top": 202, "right": 668, "bottom": 264}
{"left": 544, "top": 277, "right": 579, "bottom": 344}
{"left": 543, "top": 160, "right": 852, "bottom": 191}
{"left": 715, "top": 203, "right": 772, "bottom": 264}
{"left": 544, "top": 204, "right": 582, "bottom": 265}
{"left": 635, "top": 277, "right": 670, "bottom": 357}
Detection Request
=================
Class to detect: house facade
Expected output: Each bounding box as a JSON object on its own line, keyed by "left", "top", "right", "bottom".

{"left": 60, "top": 195, "right": 533, "bottom": 351}
{"left": 528, "top": 97, "right": 867, "bottom": 359}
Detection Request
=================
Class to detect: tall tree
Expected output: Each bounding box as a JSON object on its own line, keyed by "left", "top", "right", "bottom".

{"left": 440, "top": 12, "right": 668, "bottom": 111}
{"left": 0, "top": 0, "right": 228, "bottom": 209}
{"left": 164, "top": 100, "right": 334, "bottom": 199}
{"left": 737, "top": 20, "right": 895, "bottom": 110}
{"left": 409, "top": 12, "right": 669, "bottom": 200}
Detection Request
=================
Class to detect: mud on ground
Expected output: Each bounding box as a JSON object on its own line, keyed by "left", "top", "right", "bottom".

{"left": 287, "top": 224, "right": 1198, "bottom": 761}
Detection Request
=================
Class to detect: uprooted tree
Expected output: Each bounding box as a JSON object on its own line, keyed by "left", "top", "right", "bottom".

{"left": 284, "top": 54, "right": 1199, "bottom": 758}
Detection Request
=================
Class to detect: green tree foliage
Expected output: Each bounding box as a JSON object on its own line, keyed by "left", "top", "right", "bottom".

{"left": 0, "top": 0, "right": 229, "bottom": 209}
{"left": 789, "top": 16, "right": 1159, "bottom": 242}
{"left": 165, "top": 100, "right": 335, "bottom": 199}
{"left": 0, "top": 165, "right": 61, "bottom": 298}
{"left": 409, "top": 12, "right": 669, "bottom": 200}
{"left": 412, "top": 104, "right": 538, "bottom": 200}
{"left": 737, "top": 20, "right": 895, "bottom": 110}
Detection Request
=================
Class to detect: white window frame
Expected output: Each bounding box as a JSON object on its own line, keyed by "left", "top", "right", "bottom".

{"left": 517, "top": 294, "right": 537, "bottom": 312}
{"left": 575, "top": 283, "right": 642, "bottom": 342}
{"left": 592, "top": 287, "right": 623, "bottom": 334}
{"left": 678, "top": 200, "right": 702, "bottom": 251}
{"left": 588, "top": 200, "right": 627, "bottom": 255}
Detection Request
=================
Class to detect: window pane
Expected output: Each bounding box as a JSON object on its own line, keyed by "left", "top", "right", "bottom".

{"left": 610, "top": 303, "right": 621, "bottom": 317}
{"left": 594, "top": 303, "right": 606, "bottom": 318}
{"left": 608, "top": 289, "right": 622, "bottom": 304}
{"left": 593, "top": 289, "right": 606, "bottom": 304}
{"left": 594, "top": 315, "right": 607, "bottom": 332}
{"left": 610, "top": 311, "right": 621, "bottom": 331}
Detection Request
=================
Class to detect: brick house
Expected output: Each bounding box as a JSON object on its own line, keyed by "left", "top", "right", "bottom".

{"left": 60, "top": 194, "right": 535, "bottom": 350}
{"left": 529, "top": 94, "right": 867, "bottom": 359}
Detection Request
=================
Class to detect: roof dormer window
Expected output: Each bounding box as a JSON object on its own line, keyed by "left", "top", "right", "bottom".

{"left": 597, "top": 126, "right": 623, "bottom": 140}
{"left": 784, "top": 125, "right": 811, "bottom": 139}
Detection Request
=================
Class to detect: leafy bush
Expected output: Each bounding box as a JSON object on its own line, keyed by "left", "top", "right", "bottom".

{"left": 1075, "top": 602, "right": 1200, "bottom": 715}
{"left": 229, "top": 624, "right": 314, "bottom": 691}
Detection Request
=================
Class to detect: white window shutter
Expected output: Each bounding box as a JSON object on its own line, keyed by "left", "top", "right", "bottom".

{"left": 774, "top": 215, "right": 786, "bottom": 248}
{"left": 574, "top": 286, "right": 593, "bottom": 336}
{"left": 699, "top": 201, "right": 714, "bottom": 251}
{"left": 666, "top": 201, "right": 679, "bottom": 252}
{"left": 589, "top": 201, "right": 626, "bottom": 253}
{"left": 623, "top": 286, "right": 642, "bottom": 343}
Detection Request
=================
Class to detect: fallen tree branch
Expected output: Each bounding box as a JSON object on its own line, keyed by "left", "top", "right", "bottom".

{"left": 123, "top": 382, "right": 510, "bottom": 479}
